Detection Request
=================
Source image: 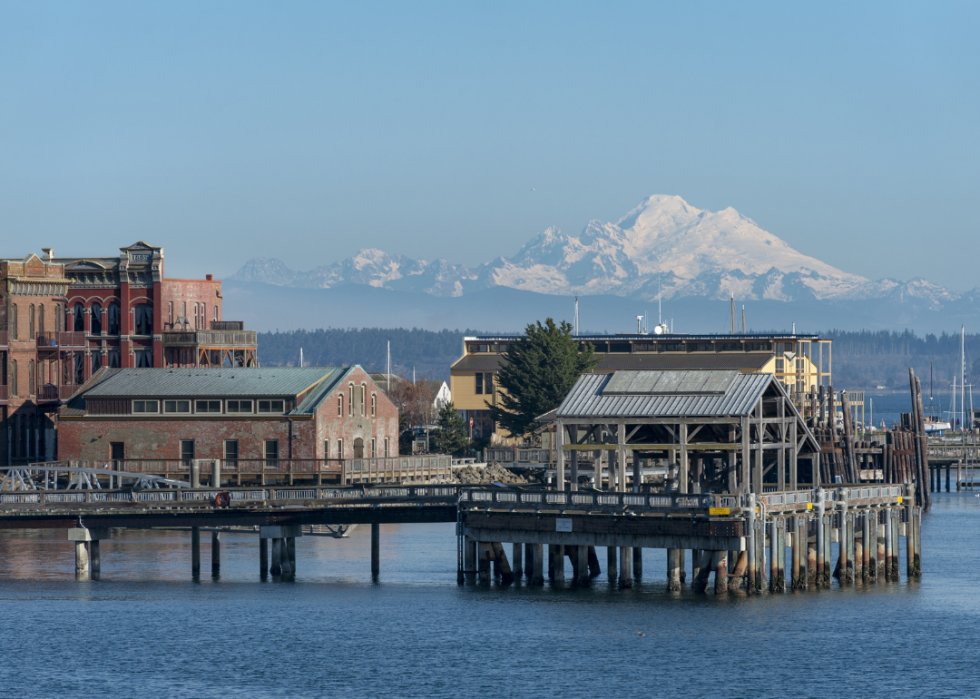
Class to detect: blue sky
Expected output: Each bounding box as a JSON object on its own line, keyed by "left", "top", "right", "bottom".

{"left": 1, "top": 2, "right": 977, "bottom": 289}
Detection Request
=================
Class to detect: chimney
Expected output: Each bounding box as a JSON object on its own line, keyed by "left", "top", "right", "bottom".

{"left": 41, "top": 248, "right": 54, "bottom": 261}
{"left": 206, "top": 274, "right": 213, "bottom": 281}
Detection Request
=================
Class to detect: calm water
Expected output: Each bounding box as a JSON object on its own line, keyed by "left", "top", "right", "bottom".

{"left": 1, "top": 494, "right": 978, "bottom": 698}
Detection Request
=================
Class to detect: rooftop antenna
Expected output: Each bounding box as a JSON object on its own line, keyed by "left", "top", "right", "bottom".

{"left": 300, "top": 347, "right": 304, "bottom": 368}
{"left": 741, "top": 306, "right": 745, "bottom": 335}
{"left": 792, "top": 321, "right": 796, "bottom": 335}
{"left": 730, "top": 294, "right": 735, "bottom": 334}
{"left": 574, "top": 297, "right": 579, "bottom": 336}
{"left": 636, "top": 315, "right": 644, "bottom": 334}
{"left": 658, "top": 277, "right": 662, "bottom": 326}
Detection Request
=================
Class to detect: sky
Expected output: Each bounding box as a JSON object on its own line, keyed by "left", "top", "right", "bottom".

{"left": 1, "top": 2, "right": 978, "bottom": 290}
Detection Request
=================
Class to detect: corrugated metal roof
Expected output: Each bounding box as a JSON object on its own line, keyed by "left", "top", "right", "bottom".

{"left": 80, "top": 367, "right": 343, "bottom": 398}
{"left": 292, "top": 368, "right": 353, "bottom": 414}
{"left": 556, "top": 371, "right": 773, "bottom": 418}
{"left": 603, "top": 370, "right": 737, "bottom": 396}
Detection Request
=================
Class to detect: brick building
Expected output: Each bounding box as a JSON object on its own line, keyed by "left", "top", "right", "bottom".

{"left": 58, "top": 366, "right": 398, "bottom": 464}
{"left": 0, "top": 242, "right": 257, "bottom": 464}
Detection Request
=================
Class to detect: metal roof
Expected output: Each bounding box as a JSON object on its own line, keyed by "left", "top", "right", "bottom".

{"left": 556, "top": 371, "right": 774, "bottom": 418}
{"left": 464, "top": 333, "right": 824, "bottom": 341}
{"left": 603, "top": 370, "right": 737, "bottom": 396}
{"left": 80, "top": 367, "right": 344, "bottom": 398}
{"left": 452, "top": 352, "right": 770, "bottom": 373}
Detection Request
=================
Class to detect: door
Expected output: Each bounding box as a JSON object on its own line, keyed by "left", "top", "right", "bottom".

{"left": 353, "top": 438, "right": 364, "bottom": 458}
{"left": 110, "top": 442, "right": 124, "bottom": 461}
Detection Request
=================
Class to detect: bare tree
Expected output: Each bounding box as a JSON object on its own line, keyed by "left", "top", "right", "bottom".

{"left": 390, "top": 378, "right": 435, "bottom": 429}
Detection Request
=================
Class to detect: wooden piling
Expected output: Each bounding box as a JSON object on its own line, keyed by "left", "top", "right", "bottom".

{"left": 618, "top": 547, "right": 632, "bottom": 589}
{"left": 530, "top": 544, "right": 544, "bottom": 585}
{"left": 862, "top": 511, "right": 871, "bottom": 582}
{"left": 905, "top": 505, "right": 915, "bottom": 580}
{"left": 876, "top": 515, "right": 885, "bottom": 581}
{"left": 512, "top": 542, "right": 523, "bottom": 578}
{"left": 807, "top": 522, "right": 817, "bottom": 587}
{"left": 667, "top": 549, "right": 681, "bottom": 591}
{"left": 371, "top": 522, "right": 380, "bottom": 578}
{"left": 912, "top": 508, "right": 922, "bottom": 577}
{"left": 478, "top": 542, "right": 492, "bottom": 584}
{"left": 769, "top": 521, "right": 779, "bottom": 592}
{"left": 891, "top": 510, "right": 901, "bottom": 580}
{"left": 259, "top": 537, "right": 268, "bottom": 576}
{"left": 712, "top": 551, "right": 728, "bottom": 595}
{"left": 191, "top": 526, "right": 201, "bottom": 577}
{"left": 816, "top": 512, "right": 825, "bottom": 587}
{"left": 211, "top": 531, "right": 221, "bottom": 577}
{"left": 791, "top": 517, "right": 803, "bottom": 589}
{"left": 776, "top": 519, "right": 785, "bottom": 591}
{"left": 884, "top": 509, "right": 894, "bottom": 581}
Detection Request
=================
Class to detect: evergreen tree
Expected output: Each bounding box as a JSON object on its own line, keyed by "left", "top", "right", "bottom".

{"left": 432, "top": 401, "right": 469, "bottom": 455}
{"left": 488, "top": 318, "right": 598, "bottom": 437}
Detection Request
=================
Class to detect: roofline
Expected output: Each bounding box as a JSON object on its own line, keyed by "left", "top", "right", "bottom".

{"left": 463, "top": 333, "right": 827, "bottom": 341}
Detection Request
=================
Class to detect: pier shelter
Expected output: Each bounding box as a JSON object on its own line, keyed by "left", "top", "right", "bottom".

{"left": 550, "top": 369, "right": 821, "bottom": 495}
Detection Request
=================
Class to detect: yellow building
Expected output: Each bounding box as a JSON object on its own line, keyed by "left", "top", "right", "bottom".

{"left": 450, "top": 333, "right": 832, "bottom": 439}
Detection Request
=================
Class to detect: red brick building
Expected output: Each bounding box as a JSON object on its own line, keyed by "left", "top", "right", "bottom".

{"left": 58, "top": 366, "right": 398, "bottom": 464}
{"left": 0, "top": 242, "right": 257, "bottom": 464}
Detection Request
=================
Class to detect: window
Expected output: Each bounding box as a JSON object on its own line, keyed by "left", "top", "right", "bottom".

{"left": 687, "top": 343, "right": 712, "bottom": 352}
{"left": 180, "top": 439, "right": 195, "bottom": 464}
{"left": 73, "top": 303, "right": 84, "bottom": 332}
{"left": 195, "top": 400, "right": 222, "bottom": 413}
{"left": 133, "top": 400, "right": 159, "bottom": 413}
{"left": 91, "top": 353, "right": 102, "bottom": 373}
{"left": 193, "top": 303, "right": 198, "bottom": 330}
{"left": 227, "top": 399, "right": 253, "bottom": 413}
{"left": 745, "top": 342, "right": 772, "bottom": 352}
{"left": 717, "top": 342, "right": 740, "bottom": 352}
{"left": 348, "top": 384, "right": 354, "bottom": 415}
{"left": 609, "top": 342, "right": 631, "bottom": 353}
{"left": 258, "top": 399, "right": 285, "bottom": 413}
{"left": 384, "top": 438, "right": 389, "bottom": 457}
{"left": 168, "top": 301, "right": 173, "bottom": 326}
{"left": 224, "top": 439, "right": 238, "bottom": 465}
{"left": 371, "top": 394, "right": 376, "bottom": 416}
{"left": 484, "top": 373, "right": 493, "bottom": 393}
{"left": 264, "top": 439, "right": 279, "bottom": 465}
{"left": 107, "top": 303, "right": 120, "bottom": 335}
{"left": 38, "top": 304, "right": 44, "bottom": 334}
{"left": 110, "top": 442, "right": 125, "bottom": 461}
{"left": 91, "top": 303, "right": 102, "bottom": 334}
{"left": 360, "top": 385, "right": 366, "bottom": 416}
{"left": 659, "top": 343, "right": 685, "bottom": 353}
{"left": 133, "top": 303, "right": 152, "bottom": 335}
{"left": 28, "top": 360, "right": 34, "bottom": 395}
{"left": 337, "top": 439, "right": 343, "bottom": 459}
{"left": 775, "top": 358, "right": 785, "bottom": 372}
{"left": 164, "top": 400, "right": 191, "bottom": 413}
{"left": 10, "top": 304, "right": 16, "bottom": 339}
{"left": 475, "top": 372, "right": 483, "bottom": 395}
{"left": 29, "top": 305, "right": 35, "bottom": 340}
{"left": 370, "top": 438, "right": 376, "bottom": 458}
{"left": 338, "top": 395, "right": 343, "bottom": 416}
{"left": 213, "top": 305, "right": 218, "bottom": 322}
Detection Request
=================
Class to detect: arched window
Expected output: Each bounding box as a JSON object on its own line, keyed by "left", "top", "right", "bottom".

{"left": 213, "top": 305, "right": 218, "bottom": 322}
{"left": 193, "top": 303, "right": 199, "bottom": 330}
{"left": 133, "top": 304, "right": 152, "bottom": 335}
{"left": 107, "top": 303, "right": 120, "bottom": 335}
{"left": 38, "top": 304, "right": 44, "bottom": 335}
{"left": 73, "top": 303, "right": 85, "bottom": 332}
{"left": 168, "top": 301, "right": 173, "bottom": 327}
{"left": 338, "top": 395, "right": 343, "bottom": 416}
{"left": 360, "top": 384, "right": 366, "bottom": 416}
{"left": 371, "top": 394, "right": 376, "bottom": 417}
{"left": 10, "top": 304, "right": 17, "bottom": 339}
{"left": 348, "top": 384, "right": 354, "bottom": 416}
{"left": 91, "top": 303, "right": 102, "bottom": 334}
{"left": 28, "top": 360, "right": 34, "bottom": 395}
{"left": 10, "top": 360, "right": 17, "bottom": 395}
{"left": 29, "top": 305, "right": 35, "bottom": 339}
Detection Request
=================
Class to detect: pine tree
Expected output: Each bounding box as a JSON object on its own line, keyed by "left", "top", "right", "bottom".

{"left": 488, "top": 318, "right": 598, "bottom": 437}
{"left": 432, "top": 401, "right": 469, "bottom": 455}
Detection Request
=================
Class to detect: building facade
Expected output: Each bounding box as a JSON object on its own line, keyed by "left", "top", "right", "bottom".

{"left": 450, "top": 333, "right": 832, "bottom": 439}
{"left": 0, "top": 242, "right": 257, "bottom": 465}
{"left": 58, "top": 366, "right": 398, "bottom": 463}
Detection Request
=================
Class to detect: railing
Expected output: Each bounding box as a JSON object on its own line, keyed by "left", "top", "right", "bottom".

{"left": 459, "top": 487, "right": 734, "bottom": 513}
{"left": 60, "top": 385, "right": 79, "bottom": 400}
{"left": 36, "top": 331, "right": 86, "bottom": 348}
{"left": 210, "top": 321, "right": 244, "bottom": 331}
{"left": 162, "top": 330, "right": 258, "bottom": 347}
{"left": 487, "top": 448, "right": 553, "bottom": 463}
{"left": 37, "top": 384, "right": 60, "bottom": 402}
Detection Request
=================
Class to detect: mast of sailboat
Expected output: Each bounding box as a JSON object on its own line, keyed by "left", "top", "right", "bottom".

{"left": 961, "top": 325, "right": 966, "bottom": 434}
{"left": 741, "top": 306, "right": 745, "bottom": 335}
{"left": 386, "top": 340, "right": 391, "bottom": 394}
{"left": 730, "top": 294, "right": 735, "bottom": 334}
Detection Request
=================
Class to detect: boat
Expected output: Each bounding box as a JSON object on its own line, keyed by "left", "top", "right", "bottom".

{"left": 923, "top": 417, "right": 952, "bottom": 434}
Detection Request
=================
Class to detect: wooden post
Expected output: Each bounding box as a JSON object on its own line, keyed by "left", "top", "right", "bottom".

{"left": 824, "top": 514, "right": 832, "bottom": 587}
{"left": 512, "top": 542, "right": 523, "bottom": 578}
{"left": 912, "top": 507, "right": 922, "bottom": 578}
{"left": 862, "top": 510, "right": 871, "bottom": 582}
{"left": 807, "top": 519, "right": 817, "bottom": 587}
{"left": 876, "top": 513, "right": 886, "bottom": 581}
{"left": 854, "top": 516, "right": 863, "bottom": 582}
{"left": 746, "top": 495, "right": 756, "bottom": 592}
{"left": 776, "top": 518, "right": 785, "bottom": 591}
{"left": 884, "top": 508, "right": 893, "bottom": 581}
{"left": 211, "top": 531, "right": 221, "bottom": 577}
{"left": 769, "top": 521, "right": 778, "bottom": 592}
{"left": 905, "top": 503, "right": 915, "bottom": 580}
{"left": 667, "top": 549, "right": 681, "bottom": 591}
{"left": 679, "top": 423, "right": 688, "bottom": 494}
{"left": 569, "top": 424, "right": 578, "bottom": 492}
{"left": 371, "top": 522, "right": 380, "bottom": 578}
{"left": 841, "top": 393, "right": 857, "bottom": 483}
{"left": 618, "top": 546, "right": 632, "bottom": 588}
{"left": 791, "top": 517, "right": 802, "bottom": 589}
{"left": 191, "top": 527, "right": 201, "bottom": 577}
{"left": 530, "top": 544, "right": 544, "bottom": 585}
{"left": 713, "top": 551, "right": 728, "bottom": 594}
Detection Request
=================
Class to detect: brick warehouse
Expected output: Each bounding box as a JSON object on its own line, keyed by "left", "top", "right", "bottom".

{"left": 0, "top": 242, "right": 257, "bottom": 464}
{"left": 58, "top": 366, "right": 398, "bottom": 465}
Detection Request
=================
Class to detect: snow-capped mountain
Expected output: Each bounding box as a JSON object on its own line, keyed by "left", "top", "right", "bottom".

{"left": 230, "top": 195, "right": 951, "bottom": 306}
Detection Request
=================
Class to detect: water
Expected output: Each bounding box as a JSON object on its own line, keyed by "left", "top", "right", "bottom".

{"left": 1, "top": 495, "right": 978, "bottom": 698}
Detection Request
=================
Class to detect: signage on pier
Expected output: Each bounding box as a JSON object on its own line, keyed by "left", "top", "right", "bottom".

{"left": 555, "top": 518, "right": 572, "bottom": 532}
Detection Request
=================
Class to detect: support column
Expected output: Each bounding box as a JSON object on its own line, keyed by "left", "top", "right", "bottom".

{"left": 551, "top": 544, "right": 564, "bottom": 583}
{"left": 75, "top": 541, "right": 90, "bottom": 580}
{"left": 286, "top": 537, "right": 296, "bottom": 577}
{"left": 691, "top": 548, "right": 702, "bottom": 582}
{"left": 464, "top": 536, "right": 476, "bottom": 583}
{"left": 556, "top": 420, "right": 565, "bottom": 491}
{"left": 211, "top": 531, "right": 221, "bottom": 577}
{"left": 530, "top": 544, "right": 544, "bottom": 585}
{"left": 667, "top": 549, "right": 681, "bottom": 591}
{"left": 569, "top": 425, "right": 578, "bottom": 492}
{"left": 576, "top": 546, "right": 589, "bottom": 586}
{"left": 693, "top": 550, "right": 713, "bottom": 593}
{"left": 912, "top": 507, "right": 922, "bottom": 578}
{"left": 884, "top": 508, "right": 893, "bottom": 582}
{"left": 587, "top": 546, "right": 601, "bottom": 577}
{"left": 891, "top": 509, "right": 901, "bottom": 580}
{"left": 776, "top": 518, "right": 785, "bottom": 591}
{"left": 618, "top": 546, "right": 632, "bottom": 589}
{"left": 876, "top": 513, "right": 886, "bottom": 582}
{"left": 862, "top": 511, "right": 871, "bottom": 582}
{"left": 746, "top": 493, "right": 756, "bottom": 592}
{"left": 632, "top": 546, "right": 642, "bottom": 579}
{"left": 259, "top": 536, "right": 268, "bottom": 576}
{"left": 271, "top": 538, "right": 283, "bottom": 576}
{"left": 791, "top": 517, "right": 801, "bottom": 589}
{"left": 490, "top": 542, "right": 514, "bottom": 584}
{"left": 769, "top": 521, "right": 778, "bottom": 592}
{"left": 512, "top": 542, "right": 523, "bottom": 578}
{"left": 192, "top": 526, "right": 201, "bottom": 577}
{"left": 91, "top": 540, "right": 101, "bottom": 579}
{"left": 816, "top": 509, "right": 825, "bottom": 587}
{"left": 478, "top": 542, "right": 492, "bottom": 585}
{"left": 906, "top": 504, "right": 915, "bottom": 580}
{"left": 607, "top": 546, "right": 617, "bottom": 580}
{"left": 713, "top": 551, "right": 728, "bottom": 594}
{"left": 371, "top": 522, "right": 380, "bottom": 578}
{"left": 807, "top": 520, "right": 817, "bottom": 587}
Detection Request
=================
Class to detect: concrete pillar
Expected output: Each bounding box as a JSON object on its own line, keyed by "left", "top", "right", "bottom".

{"left": 259, "top": 537, "right": 268, "bottom": 576}
{"left": 632, "top": 546, "right": 642, "bottom": 578}
{"left": 884, "top": 508, "right": 893, "bottom": 582}
{"left": 552, "top": 545, "right": 565, "bottom": 583}
{"left": 713, "top": 551, "right": 728, "bottom": 594}
{"left": 618, "top": 546, "right": 632, "bottom": 589}
{"left": 530, "top": 544, "right": 544, "bottom": 585}
{"left": 211, "top": 531, "right": 221, "bottom": 577}
{"left": 667, "top": 549, "right": 681, "bottom": 591}
{"left": 191, "top": 527, "right": 201, "bottom": 577}
{"left": 512, "top": 542, "right": 523, "bottom": 578}
{"left": 213, "top": 459, "right": 222, "bottom": 488}
{"left": 587, "top": 546, "right": 601, "bottom": 577}
{"left": 862, "top": 511, "right": 871, "bottom": 582}
{"left": 607, "top": 546, "right": 617, "bottom": 580}
{"left": 286, "top": 537, "right": 296, "bottom": 577}
{"left": 464, "top": 536, "right": 477, "bottom": 583}
{"left": 576, "top": 546, "right": 589, "bottom": 586}
{"left": 75, "top": 541, "right": 90, "bottom": 580}
{"left": 478, "top": 542, "right": 492, "bottom": 584}
{"left": 191, "top": 461, "right": 200, "bottom": 489}
{"left": 91, "top": 540, "right": 101, "bottom": 579}
{"left": 271, "top": 538, "right": 283, "bottom": 575}
{"left": 371, "top": 522, "right": 380, "bottom": 578}
{"left": 791, "top": 518, "right": 801, "bottom": 589}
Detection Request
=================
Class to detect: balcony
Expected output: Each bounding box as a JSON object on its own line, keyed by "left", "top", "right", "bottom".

{"left": 36, "top": 332, "right": 87, "bottom": 349}
{"left": 162, "top": 329, "right": 257, "bottom": 348}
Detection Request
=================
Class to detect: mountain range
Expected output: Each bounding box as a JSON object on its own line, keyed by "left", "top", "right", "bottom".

{"left": 226, "top": 195, "right": 978, "bottom": 333}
